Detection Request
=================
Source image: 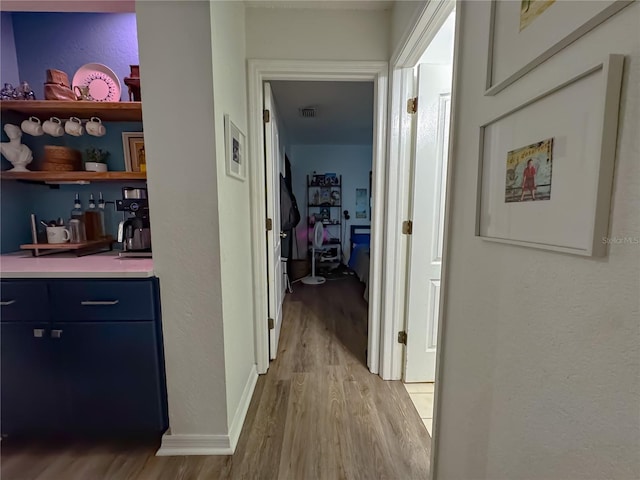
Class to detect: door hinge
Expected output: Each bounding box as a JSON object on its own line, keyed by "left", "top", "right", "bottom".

{"left": 407, "top": 97, "right": 418, "bottom": 114}
{"left": 402, "top": 220, "right": 413, "bottom": 235}
{"left": 263, "top": 109, "right": 270, "bottom": 123}
{"left": 398, "top": 331, "right": 407, "bottom": 345}
{"left": 266, "top": 218, "right": 273, "bottom": 231}
{"left": 268, "top": 318, "right": 274, "bottom": 330}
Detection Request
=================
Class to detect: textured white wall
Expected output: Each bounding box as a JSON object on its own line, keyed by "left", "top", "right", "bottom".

{"left": 245, "top": 7, "right": 390, "bottom": 61}
{"left": 136, "top": 1, "right": 228, "bottom": 435}
{"left": 436, "top": 2, "right": 640, "bottom": 479}
{"left": 390, "top": 0, "right": 427, "bottom": 59}
{"left": 209, "top": 0, "right": 257, "bottom": 430}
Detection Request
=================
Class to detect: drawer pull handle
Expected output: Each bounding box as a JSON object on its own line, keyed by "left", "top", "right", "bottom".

{"left": 51, "top": 329, "right": 63, "bottom": 339}
{"left": 81, "top": 300, "right": 120, "bottom": 306}
{"left": 33, "top": 328, "right": 45, "bottom": 338}
{"left": 0, "top": 300, "right": 16, "bottom": 306}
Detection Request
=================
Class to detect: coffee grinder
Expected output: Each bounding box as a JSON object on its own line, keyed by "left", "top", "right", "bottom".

{"left": 116, "top": 187, "right": 152, "bottom": 258}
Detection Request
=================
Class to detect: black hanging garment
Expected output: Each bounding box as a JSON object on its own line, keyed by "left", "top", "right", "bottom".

{"left": 280, "top": 173, "right": 300, "bottom": 261}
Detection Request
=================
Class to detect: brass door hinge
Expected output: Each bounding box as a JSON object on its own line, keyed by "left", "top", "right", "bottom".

{"left": 268, "top": 318, "right": 275, "bottom": 330}
{"left": 407, "top": 97, "right": 418, "bottom": 114}
{"left": 266, "top": 218, "right": 273, "bottom": 231}
{"left": 402, "top": 220, "right": 413, "bottom": 235}
{"left": 398, "top": 331, "right": 407, "bottom": 345}
{"left": 263, "top": 109, "right": 270, "bottom": 123}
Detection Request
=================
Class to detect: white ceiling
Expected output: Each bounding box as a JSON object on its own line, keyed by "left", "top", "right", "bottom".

{"left": 270, "top": 81, "right": 374, "bottom": 145}
{"left": 245, "top": 0, "right": 393, "bottom": 10}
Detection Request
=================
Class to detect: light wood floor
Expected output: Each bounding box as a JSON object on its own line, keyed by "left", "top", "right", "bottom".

{"left": 1, "top": 277, "right": 431, "bottom": 479}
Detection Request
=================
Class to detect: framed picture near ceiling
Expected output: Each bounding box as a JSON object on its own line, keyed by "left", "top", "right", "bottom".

{"left": 224, "top": 114, "right": 246, "bottom": 181}
{"left": 485, "top": 0, "right": 632, "bottom": 95}
{"left": 476, "top": 55, "right": 624, "bottom": 257}
{"left": 122, "top": 132, "right": 145, "bottom": 172}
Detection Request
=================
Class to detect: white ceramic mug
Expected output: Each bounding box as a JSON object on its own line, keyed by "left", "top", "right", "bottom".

{"left": 85, "top": 117, "right": 106, "bottom": 137}
{"left": 42, "top": 117, "right": 64, "bottom": 137}
{"left": 64, "top": 117, "right": 84, "bottom": 136}
{"left": 46, "top": 226, "right": 71, "bottom": 244}
{"left": 20, "top": 116, "right": 43, "bottom": 136}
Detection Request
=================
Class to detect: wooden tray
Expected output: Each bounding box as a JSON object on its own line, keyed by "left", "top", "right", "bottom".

{"left": 20, "top": 237, "right": 115, "bottom": 257}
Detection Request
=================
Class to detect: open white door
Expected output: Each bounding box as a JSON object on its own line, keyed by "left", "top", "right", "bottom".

{"left": 264, "top": 82, "right": 285, "bottom": 360}
{"left": 404, "top": 64, "right": 452, "bottom": 382}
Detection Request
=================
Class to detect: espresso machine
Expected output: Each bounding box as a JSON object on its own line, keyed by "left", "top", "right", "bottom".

{"left": 116, "top": 187, "right": 152, "bottom": 257}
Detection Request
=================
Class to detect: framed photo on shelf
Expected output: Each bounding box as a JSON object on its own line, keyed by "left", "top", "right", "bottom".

{"left": 320, "top": 187, "right": 331, "bottom": 205}
{"left": 476, "top": 55, "right": 624, "bottom": 257}
{"left": 485, "top": 0, "right": 631, "bottom": 95}
{"left": 122, "top": 132, "right": 145, "bottom": 172}
{"left": 224, "top": 114, "right": 246, "bottom": 181}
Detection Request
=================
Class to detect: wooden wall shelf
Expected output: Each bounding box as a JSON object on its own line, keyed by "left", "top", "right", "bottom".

{"left": 0, "top": 100, "right": 142, "bottom": 122}
{"left": 0, "top": 171, "right": 146, "bottom": 183}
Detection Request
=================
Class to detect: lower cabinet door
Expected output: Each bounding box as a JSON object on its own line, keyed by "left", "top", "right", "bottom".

{"left": 57, "top": 321, "right": 166, "bottom": 434}
{"left": 1, "top": 323, "right": 59, "bottom": 435}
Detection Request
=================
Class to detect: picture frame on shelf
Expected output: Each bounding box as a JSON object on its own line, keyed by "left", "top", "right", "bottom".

{"left": 224, "top": 114, "right": 246, "bottom": 181}
{"left": 476, "top": 55, "right": 624, "bottom": 257}
{"left": 485, "top": 0, "right": 631, "bottom": 95}
{"left": 330, "top": 189, "right": 341, "bottom": 205}
{"left": 320, "top": 187, "right": 331, "bottom": 205}
{"left": 122, "top": 132, "right": 145, "bottom": 172}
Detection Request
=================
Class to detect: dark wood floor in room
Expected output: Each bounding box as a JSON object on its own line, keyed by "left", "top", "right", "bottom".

{"left": 1, "top": 277, "right": 431, "bottom": 480}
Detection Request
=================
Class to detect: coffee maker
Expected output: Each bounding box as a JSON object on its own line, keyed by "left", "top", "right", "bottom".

{"left": 116, "top": 187, "right": 152, "bottom": 257}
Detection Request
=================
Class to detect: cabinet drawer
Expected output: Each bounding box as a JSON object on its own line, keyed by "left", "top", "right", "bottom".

{"left": 0, "top": 282, "right": 49, "bottom": 322}
{"left": 49, "top": 280, "right": 156, "bottom": 321}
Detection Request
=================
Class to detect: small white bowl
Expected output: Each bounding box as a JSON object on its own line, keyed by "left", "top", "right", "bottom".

{"left": 85, "top": 162, "right": 108, "bottom": 172}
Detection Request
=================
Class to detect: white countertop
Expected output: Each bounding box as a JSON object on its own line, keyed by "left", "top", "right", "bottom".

{"left": 0, "top": 252, "right": 154, "bottom": 279}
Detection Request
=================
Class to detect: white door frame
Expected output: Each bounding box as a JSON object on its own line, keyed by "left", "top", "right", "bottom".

{"left": 386, "top": 1, "right": 460, "bottom": 479}
{"left": 247, "top": 60, "right": 388, "bottom": 375}
{"left": 383, "top": 0, "right": 456, "bottom": 381}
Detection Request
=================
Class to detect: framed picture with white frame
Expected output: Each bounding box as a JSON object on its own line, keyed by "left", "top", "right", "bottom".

{"left": 224, "top": 114, "right": 246, "bottom": 181}
{"left": 476, "top": 55, "right": 624, "bottom": 257}
{"left": 485, "top": 0, "right": 632, "bottom": 96}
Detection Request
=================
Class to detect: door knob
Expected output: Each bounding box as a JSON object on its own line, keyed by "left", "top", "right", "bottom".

{"left": 33, "top": 328, "right": 45, "bottom": 338}
{"left": 50, "top": 329, "right": 63, "bottom": 339}
{"left": 280, "top": 232, "right": 287, "bottom": 238}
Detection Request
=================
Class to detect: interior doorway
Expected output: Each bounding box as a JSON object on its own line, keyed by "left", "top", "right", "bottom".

{"left": 398, "top": 6, "right": 457, "bottom": 438}
{"left": 265, "top": 79, "right": 376, "bottom": 366}
{"left": 247, "top": 61, "right": 388, "bottom": 376}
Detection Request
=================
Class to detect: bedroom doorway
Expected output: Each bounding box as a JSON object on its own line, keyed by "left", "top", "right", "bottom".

{"left": 267, "top": 79, "right": 376, "bottom": 369}
{"left": 247, "top": 61, "right": 388, "bottom": 376}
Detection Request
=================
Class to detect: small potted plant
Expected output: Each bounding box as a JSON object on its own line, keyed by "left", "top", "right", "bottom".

{"left": 85, "top": 147, "right": 109, "bottom": 172}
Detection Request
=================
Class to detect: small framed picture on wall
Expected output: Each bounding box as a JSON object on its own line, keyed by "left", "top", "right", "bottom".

{"left": 122, "top": 132, "right": 146, "bottom": 172}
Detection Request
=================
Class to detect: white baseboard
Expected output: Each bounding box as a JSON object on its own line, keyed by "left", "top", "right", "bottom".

{"left": 156, "top": 364, "right": 259, "bottom": 456}
{"left": 156, "top": 433, "right": 233, "bottom": 456}
{"left": 228, "top": 364, "right": 258, "bottom": 450}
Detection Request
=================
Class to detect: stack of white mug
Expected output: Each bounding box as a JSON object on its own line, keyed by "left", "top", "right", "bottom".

{"left": 21, "top": 116, "right": 106, "bottom": 138}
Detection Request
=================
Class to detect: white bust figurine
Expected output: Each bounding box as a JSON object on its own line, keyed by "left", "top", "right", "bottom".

{"left": 1, "top": 123, "right": 33, "bottom": 172}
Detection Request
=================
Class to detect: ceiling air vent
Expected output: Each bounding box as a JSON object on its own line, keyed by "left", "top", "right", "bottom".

{"left": 299, "top": 107, "right": 317, "bottom": 118}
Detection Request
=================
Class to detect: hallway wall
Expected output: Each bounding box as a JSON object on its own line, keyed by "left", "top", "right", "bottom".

{"left": 436, "top": 2, "right": 640, "bottom": 478}
{"left": 246, "top": 7, "right": 389, "bottom": 61}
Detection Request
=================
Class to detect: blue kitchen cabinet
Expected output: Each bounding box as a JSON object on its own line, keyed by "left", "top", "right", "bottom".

{"left": 58, "top": 321, "right": 166, "bottom": 434}
{"left": 0, "top": 278, "right": 168, "bottom": 437}
{"left": 0, "top": 323, "right": 62, "bottom": 435}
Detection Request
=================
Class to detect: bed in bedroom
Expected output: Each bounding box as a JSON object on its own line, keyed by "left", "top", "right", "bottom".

{"left": 348, "top": 225, "right": 371, "bottom": 301}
